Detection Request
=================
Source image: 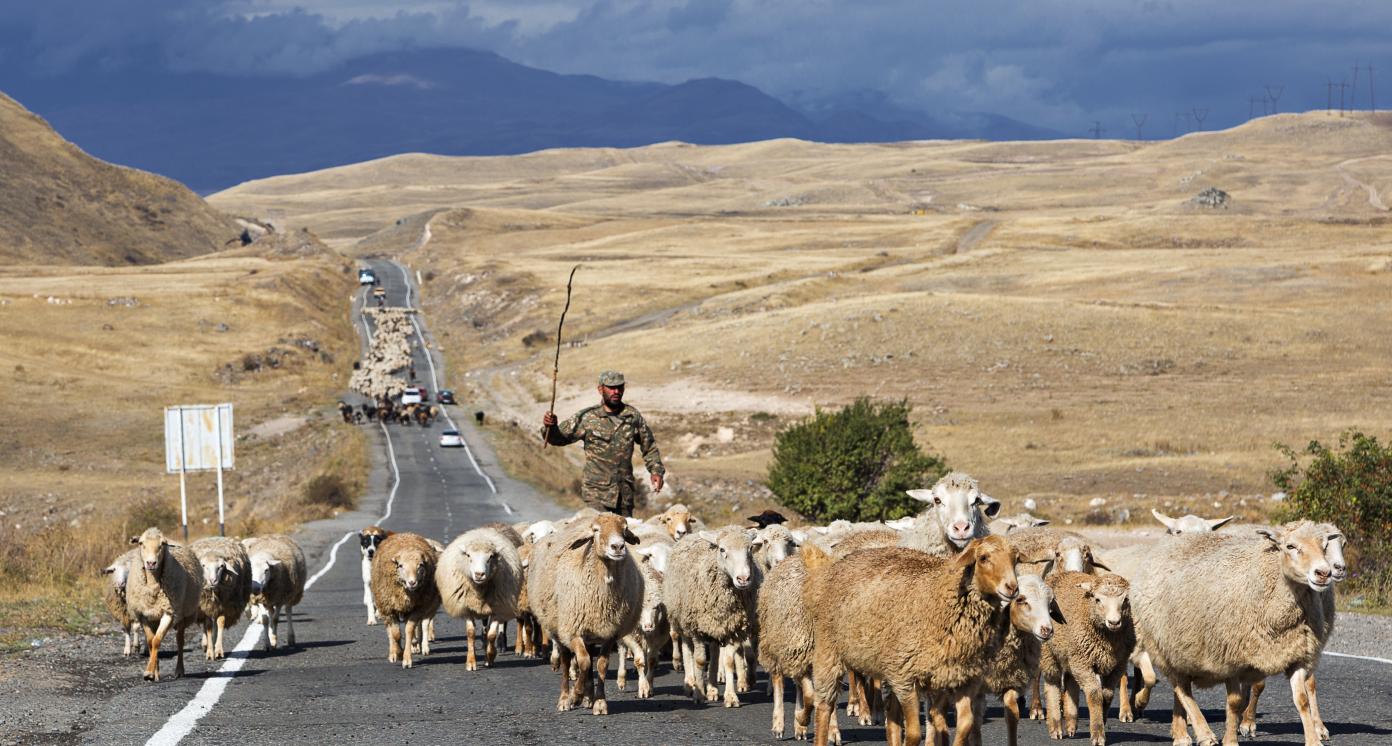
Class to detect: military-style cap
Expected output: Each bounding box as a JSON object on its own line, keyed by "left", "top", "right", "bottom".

{"left": 598, "top": 370, "right": 626, "bottom": 387}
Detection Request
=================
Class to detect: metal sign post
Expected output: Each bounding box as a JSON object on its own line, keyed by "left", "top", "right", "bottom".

{"left": 164, "top": 404, "right": 235, "bottom": 540}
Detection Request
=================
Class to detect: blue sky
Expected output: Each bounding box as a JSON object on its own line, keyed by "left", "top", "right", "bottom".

{"left": 2, "top": 0, "right": 1389, "bottom": 132}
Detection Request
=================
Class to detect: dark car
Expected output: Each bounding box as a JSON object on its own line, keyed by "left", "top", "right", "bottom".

{"left": 437, "top": 389, "right": 456, "bottom": 405}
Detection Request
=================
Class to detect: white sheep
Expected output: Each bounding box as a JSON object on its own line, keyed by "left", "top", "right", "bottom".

{"left": 665, "top": 526, "right": 763, "bottom": 708}
{"left": 616, "top": 549, "right": 667, "bottom": 698}
{"left": 126, "top": 527, "right": 203, "bottom": 681}
{"left": 100, "top": 549, "right": 142, "bottom": 656}
{"left": 435, "top": 527, "right": 523, "bottom": 671}
{"left": 189, "top": 536, "right": 252, "bottom": 661}
{"left": 1132, "top": 521, "right": 1341, "bottom": 746}
{"left": 242, "top": 534, "right": 306, "bottom": 651}
{"left": 897, "top": 471, "right": 1002, "bottom": 555}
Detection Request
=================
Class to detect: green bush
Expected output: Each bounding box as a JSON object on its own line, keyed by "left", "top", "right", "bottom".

{"left": 766, "top": 398, "right": 948, "bottom": 523}
{"left": 1272, "top": 431, "right": 1392, "bottom": 607}
{"left": 125, "top": 495, "right": 182, "bottom": 535}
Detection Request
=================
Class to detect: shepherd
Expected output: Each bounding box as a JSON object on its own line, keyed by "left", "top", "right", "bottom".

{"left": 541, "top": 371, "right": 665, "bottom": 516}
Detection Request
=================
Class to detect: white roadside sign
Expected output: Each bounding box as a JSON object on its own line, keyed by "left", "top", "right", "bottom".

{"left": 164, "top": 403, "right": 234, "bottom": 539}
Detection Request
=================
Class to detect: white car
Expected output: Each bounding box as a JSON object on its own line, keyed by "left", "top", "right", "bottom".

{"left": 438, "top": 429, "right": 463, "bottom": 448}
{"left": 400, "top": 387, "right": 423, "bottom": 405}
{"left": 358, "top": 268, "right": 377, "bottom": 285}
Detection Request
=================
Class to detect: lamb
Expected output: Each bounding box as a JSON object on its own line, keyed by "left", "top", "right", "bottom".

{"left": 616, "top": 548, "right": 667, "bottom": 698}
{"left": 897, "top": 471, "right": 1002, "bottom": 556}
{"left": 1240, "top": 522, "right": 1345, "bottom": 740}
{"left": 1132, "top": 520, "right": 1340, "bottom": 746}
{"left": 190, "top": 536, "right": 252, "bottom": 661}
{"left": 126, "top": 527, "right": 204, "bottom": 681}
{"left": 243, "top": 534, "right": 307, "bottom": 651}
{"left": 1041, "top": 571, "right": 1135, "bottom": 745}
{"left": 435, "top": 527, "right": 523, "bottom": 670}
{"left": 754, "top": 523, "right": 800, "bottom": 570}
{"left": 665, "top": 526, "right": 764, "bottom": 708}
{"left": 1151, "top": 508, "right": 1235, "bottom": 535}
{"left": 806, "top": 535, "right": 1020, "bottom": 746}
{"left": 532, "top": 512, "right": 644, "bottom": 715}
{"left": 370, "top": 531, "right": 442, "bottom": 668}
{"left": 647, "top": 503, "right": 702, "bottom": 540}
{"left": 756, "top": 551, "right": 841, "bottom": 742}
{"left": 100, "top": 549, "right": 142, "bottom": 656}
{"left": 974, "top": 573, "right": 1059, "bottom": 746}
{"left": 358, "top": 525, "right": 392, "bottom": 625}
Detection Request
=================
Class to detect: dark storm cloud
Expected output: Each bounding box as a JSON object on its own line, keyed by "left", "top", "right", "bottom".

{"left": 2, "top": 0, "right": 1389, "bottom": 129}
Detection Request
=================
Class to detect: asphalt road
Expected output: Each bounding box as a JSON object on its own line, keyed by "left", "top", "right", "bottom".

{"left": 78, "top": 260, "right": 1392, "bottom": 745}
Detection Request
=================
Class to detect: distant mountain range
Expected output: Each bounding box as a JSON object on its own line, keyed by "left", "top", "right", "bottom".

{"left": 1, "top": 48, "right": 1059, "bottom": 193}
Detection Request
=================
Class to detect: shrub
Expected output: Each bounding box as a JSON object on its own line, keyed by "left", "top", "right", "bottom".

{"left": 766, "top": 398, "right": 948, "bottom": 523}
{"left": 303, "top": 474, "right": 354, "bottom": 510}
{"left": 125, "top": 495, "right": 182, "bottom": 535}
{"left": 1272, "top": 431, "right": 1392, "bottom": 607}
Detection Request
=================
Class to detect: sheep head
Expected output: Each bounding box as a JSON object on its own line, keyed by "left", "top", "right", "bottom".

{"left": 1010, "top": 574, "right": 1058, "bottom": 642}
{"left": 249, "top": 552, "right": 282, "bottom": 594}
{"left": 1257, "top": 521, "right": 1337, "bottom": 592}
{"left": 522, "top": 520, "right": 555, "bottom": 545}
{"left": 461, "top": 541, "right": 499, "bottom": 585}
{"left": 569, "top": 513, "right": 638, "bottom": 562}
{"left": 200, "top": 558, "right": 238, "bottom": 589}
{"left": 953, "top": 534, "right": 1018, "bottom": 602}
{"left": 1076, "top": 574, "right": 1130, "bottom": 632}
{"left": 131, "top": 527, "right": 169, "bottom": 574}
{"left": 756, "top": 524, "right": 799, "bottom": 569}
{"left": 636, "top": 543, "right": 672, "bottom": 575}
{"left": 1317, "top": 523, "right": 1347, "bottom": 582}
{"left": 658, "top": 505, "right": 696, "bottom": 540}
{"left": 906, "top": 471, "right": 1001, "bottom": 549}
{"left": 1151, "top": 508, "right": 1235, "bottom": 534}
{"left": 697, "top": 528, "right": 761, "bottom": 590}
{"left": 393, "top": 547, "right": 433, "bottom": 592}
{"left": 1053, "top": 536, "right": 1107, "bottom": 574}
{"left": 102, "top": 557, "right": 131, "bottom": 590}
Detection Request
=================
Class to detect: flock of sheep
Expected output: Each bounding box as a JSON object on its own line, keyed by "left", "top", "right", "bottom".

{"left": 355, "top": 472, "right": 1347, "bottom": 746}
{"left": 349, "top": 307, "right": 417, "bottom": 401}
{"left": 102, "top": 528, "right": 306, "bottom": 682}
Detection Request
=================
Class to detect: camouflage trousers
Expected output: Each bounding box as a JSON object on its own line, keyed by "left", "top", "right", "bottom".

{"left": 580, "top": 478, "right": 637, "bottom": 517}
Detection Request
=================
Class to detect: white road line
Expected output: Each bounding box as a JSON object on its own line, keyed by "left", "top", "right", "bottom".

{"left": 1325, "top": 650, "right": 1392, "bottom": 666}
{"left": 145, "top": 331, "right": 407, "bottom": 746}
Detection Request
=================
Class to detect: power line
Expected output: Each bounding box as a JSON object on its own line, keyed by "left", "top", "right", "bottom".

{"left": 1131, "top": 113, "right": 1147, "bottom": 139}
{"left": 1192, "top": 107, "right": 1209, "bottom": 130}
{"left": 1265, "top": 85, "right": 1284, "bottom": 114}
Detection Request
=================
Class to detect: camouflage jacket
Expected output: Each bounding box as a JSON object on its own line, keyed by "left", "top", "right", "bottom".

{"left": 544, "top": 404, "right": 665, "bottom": 510}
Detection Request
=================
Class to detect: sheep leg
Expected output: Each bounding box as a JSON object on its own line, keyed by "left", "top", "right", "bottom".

{"left": 492, "top": 617, "right": 501, "bottom": 648}
{"left": 202, "top": 618, "right": 216, "bottom": 661}
{"left": 570, "top": 637, "right": 593, "bottom": 710}
{"left": 387, "top": 620, "right": 401, "bottom": 662}
{"left": 1218, "top": 678, "right": 1247, "bottom": 746}
{"left": 1307, "top": 674, "right": 1328, "bottom": 741}
{"left": 883, "top": 687, "right": 904, "bottom": 746}
{"left": 1044, "top": 673, "right": 1064, "bottom": 740}
{"left": 771, "top": 674, "right": 786, "bottom": 739}
{"left": 1029, "top": 673, "right": 1045, "bottom": 720}
{"left": 680, "top": 636, "right": 699, "bottom": 698}
{"left": 1063, "top": 674, "right": 1080, "bottom": 738}
{"left": 1133, "top": 650, "right": 1157, "bottom": 718}
{"left": 1172, "top": 675, "right": 1217, "bottom": 746}
{"left": 636, "top": 639, "right": 655, "bottom": 699}
{"left": 144, "top": 615, "right": 172, "bottom": 681}
{"left": 484, "top": 621, "right": 498, "bottom": 667}
{"left": 616, "top": 640, "right": 630, "bottom": 691}
{"left": 285, "top": 605, "right": 296, "bottom": 647}
{"left": 670, "top": 629, "right": 683, "bottom": 671}
{"left": 266, "top": 605, "right": 280, "bottom": 650}
{"left": 591, "top": 643, "right": 611, "bottom": 715}
{"left": 554, "top": 644, "right": 575, "bottom": 710}
{"left": 847, "top": 671, "right": 862, "bottom": 718}
{"left": 1117, "top": 670, "right": 1134, "bottom": 722}
{"left": 515, "top": 617, "right": 526, "bottom": 656}
{"left": 420, "top": 617, "right": 432, "bottom": 656}
{"left": 1240, "top": 679, "right": 1263, "bottom": 736}
{"left": 1003, "top": 689, "right": 1021, "bottom": 746}
{"left": 365, "top": 580, "right": 377, "bottom": 625}
{"left": 401, "top": 619, "right": 417, "bottom": 668}
{"left": 735, "top": 639, "right": 752, "bottom": 693}
{"left": 926, "top": 695, "right": 951, "bottom": 746}
{"left": 950, "top": 687, "right": 977, "bottom": 746}
{"left": 701, "top": 640, "right": 719, "bottom": 702}
{"left": 721, "top": 644, "right": 741, "bottom": 707}
{"left": 871, "top": 678, "right": 885, "bottom": 726}
{"left": 173, "top": 624, "right": 186, "bottom": 679}
{"left": 1083, "top": 673, "right": 1107, "bottom": 746}
{"left": 465, "top": 618, "right": 477, "bottom": 671}
{"left": 1289, "top": 667, "right": 1321, "bottom": 746}
{"left": 122, "top": 623, "right": 133, "bottom": 656}
{"left": 215, "top": 614, "right": 228, "bottom": 660}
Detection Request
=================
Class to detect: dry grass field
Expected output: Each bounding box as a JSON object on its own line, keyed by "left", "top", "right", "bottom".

{"left": 212, "top": 111, "right": 1392, "bottom": 528}
{"left": 0, "top": 247, "right": 366, "bottom": 647}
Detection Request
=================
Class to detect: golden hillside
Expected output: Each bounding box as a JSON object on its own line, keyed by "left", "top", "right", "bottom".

{"left": 0, "top": 92, "right": 241, "bottom": 265}
{"left": 212, "top": 112, "right": 1392, "bottom": 524}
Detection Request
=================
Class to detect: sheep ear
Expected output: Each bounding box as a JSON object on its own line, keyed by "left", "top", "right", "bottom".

{"left": 1049, "top": 599, "right": 1067, "bottom": 624}
{"left": 1152, "top": 509, "right": 1179, "bottom": 532}
{"left": 1255, "top": 527, "right": 1279, "bottom": 544}
{"left": 953, "top": 541, "right": 980, "bottom": 569}
{"left": 790, "top": 530, "right": 805, "bottom": 546}
{"left": 905, "top": 489, "right": 935, "bottom": 504}
{"left": 1035, "top": 519, "right": 1050, "bottom": 527}
{"left": 1091, "top": 558, "right": 1111, "bottom": 571}
{"left": 625, "top": 517, "right": 643, "bottom": 529}
{"left": 978, "top": 494, "right": 1002, "bottom": 518}
{"left": 1039, "top": 558, "right": 1056, "bottom": 578}
{"left": 1077, "top": 581, "right": 1094, "bottom": 595}
{"left": 101, "top": 566, "right": 116, "bottom": 575}
{"left": 569, "top": 534, "right": 594, "bottom": 550}
{"left": 130, "top": 536, "right": 140, "bottom": 545}
{"left": 267, "top": 559, "right": 282, "bottom": 567}
{"left": 622, "top": 528, "right": 640, "bottom": 545}
{"left": 1207, "top": 516, "right": 1236, "bottom": 531}
{"left": 697, "top": 530, "right": 719, "bottom": 546}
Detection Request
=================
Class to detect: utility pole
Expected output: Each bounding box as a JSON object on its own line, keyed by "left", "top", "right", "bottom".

{"left": 1352, "top": 62, "right": 1361, "bottom": 110}
{"left": 1265, "top": 85, "right": 1284, "bottom": 113}
{"left": 1192, "top": 107, "right": 1209, "bottom": 130}
{"left": 1328, "top": 79, "right": 1336, "bottom": 114}
{"left": 1250, "top": 97, "right": 1261, "bottom": 119}
{"left": 1132, "top": 113, "right": 1147, "bottom": 139}
{"left": 1370, "top": 64, "right": 1377, "bottom": 114}
{"left": 1338, "top": 80, "right": 1349, "bottom": 116}
{"left": 1089, "top": 121, "right": 1105, "bottom": 139}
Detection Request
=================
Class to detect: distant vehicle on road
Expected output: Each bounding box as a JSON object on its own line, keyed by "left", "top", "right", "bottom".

{"left": 437, "top": 389, "right": 456, "bottom": 405}
{"left": 358, "top": 268, "right": 377, "bottom": 285}
{"left": 438, "top": 429, "right": 463, "bottom": 448}
{"left": 400, "top": 387, "right": 423, "bottom": 405}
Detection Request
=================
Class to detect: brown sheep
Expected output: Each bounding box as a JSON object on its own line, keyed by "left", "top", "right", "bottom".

{"left": 126, "top": 527, "right": 203, "bottom": 681}
{"left": 806, "top": 536, "right": 1019, "bottom": 746}
{"left": 1042, "top": 571, "right": 1135, "bottom": 745}
{"left": 370, "top": 532, "right": 442, "bottom": 669}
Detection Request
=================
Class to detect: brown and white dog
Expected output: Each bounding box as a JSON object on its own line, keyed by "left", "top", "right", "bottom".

{"left": 359, "top": 526, "right": 393, "bottom": 625}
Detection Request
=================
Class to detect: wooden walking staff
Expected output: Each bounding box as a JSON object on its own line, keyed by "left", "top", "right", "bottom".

{"left": 544, "top": 264, "right": 581, "bottom": 447}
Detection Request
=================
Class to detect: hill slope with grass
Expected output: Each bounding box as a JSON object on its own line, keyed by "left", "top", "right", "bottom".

{"left": 0, "top": 91, "right": 240, "bottom": 266}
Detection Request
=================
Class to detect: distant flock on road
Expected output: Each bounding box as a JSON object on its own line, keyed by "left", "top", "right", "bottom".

{"left": 103, "top": 471, "right": 1346, "bottom": 746}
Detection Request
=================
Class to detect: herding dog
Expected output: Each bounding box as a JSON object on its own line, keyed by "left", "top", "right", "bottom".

{"left": 359, "top": 526, "right": 393, "bottom": 624}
